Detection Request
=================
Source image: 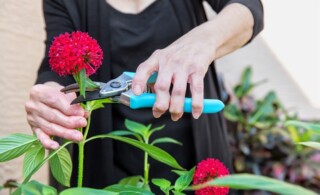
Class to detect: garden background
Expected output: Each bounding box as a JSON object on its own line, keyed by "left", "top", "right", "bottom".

{"left": 0, "top": 0, "right": 319, "bottom": 194}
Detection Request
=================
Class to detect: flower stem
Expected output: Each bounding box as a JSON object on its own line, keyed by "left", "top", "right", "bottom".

{"left": 143, "top": 137, "right": 149, "bottom": 186}
{"left": 77, "top": 114, "right": 91, "bottom": 187}
{"left": 144, "top": 152, "right": 149, "bottom": 185}
{"left": 77, "top": 141, "right": 84, "bottom": 187}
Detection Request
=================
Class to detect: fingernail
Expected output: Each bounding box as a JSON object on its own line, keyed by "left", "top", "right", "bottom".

{"left": 51, "top": 142, "right": 59, "bottom": 150}
{"left": 79, "top": 118, "right": 87, "bottom": 126}
{"left": 74, "top": 133, "right": 83, "bottom": 141}
{"left": 153, "top": 111, "right": 162, "bottom": 118}
{"left": 133, "top": 85, "right": 142, "bottom": 95}
{"left": 193, "top": 112, "right": 201, "bottom": 119}
{"left": 171, "top": 116, "right": 179, "bottom": 122}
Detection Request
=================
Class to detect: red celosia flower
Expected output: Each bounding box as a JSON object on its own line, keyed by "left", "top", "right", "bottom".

{"left": 49, "top": 31, "right": 103, "bottom": 76}
{"left": 193, "top": 158, "right": 230, "bottom": 195}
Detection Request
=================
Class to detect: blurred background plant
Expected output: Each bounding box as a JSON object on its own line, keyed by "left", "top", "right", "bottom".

{"left": 224, "top": 66, "right": 320, "bottom": 193}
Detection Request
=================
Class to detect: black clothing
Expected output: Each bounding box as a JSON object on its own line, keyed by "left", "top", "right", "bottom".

{"left": 38, "top": 0, "right": 264, "bottom": 190}
{"left": 108, "top": 0, "right": 195, "bottom": 183}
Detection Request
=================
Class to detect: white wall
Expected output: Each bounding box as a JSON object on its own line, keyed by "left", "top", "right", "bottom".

{"left": 260, "top": 0, "right": 320, "bottom": 107}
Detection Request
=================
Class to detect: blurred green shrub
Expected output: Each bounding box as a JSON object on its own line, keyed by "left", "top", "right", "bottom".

{"left": 224, "top": 66, "right": 320, "bottom": 192}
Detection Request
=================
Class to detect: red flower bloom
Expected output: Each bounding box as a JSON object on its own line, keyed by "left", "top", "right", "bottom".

{"left": 49, "top": 31, "right": 103, "bottom": 76}
{"left": 193, "top": 158, "right": 230, "bottom": 195}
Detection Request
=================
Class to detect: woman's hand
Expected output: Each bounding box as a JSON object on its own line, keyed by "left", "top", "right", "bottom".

{"left": 132, "top": 3, "right": 254, "bottom": 121}
{"left": 25, "top": 82, "right": 87, "bottom": 149}
{"left": 132, "top": 29, "right": 215, "bottom": 121}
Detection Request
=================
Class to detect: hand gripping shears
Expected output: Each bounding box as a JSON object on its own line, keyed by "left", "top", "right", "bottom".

{"left": 61, "top": 72, "right": 224, "bottom": 113}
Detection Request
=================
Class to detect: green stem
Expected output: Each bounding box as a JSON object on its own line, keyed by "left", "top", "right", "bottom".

{"left": 77, "top": 141, "right": 84, "bottom": 187}
{"left": 143, "top": 137, "right": 149, "bottom": 185}
{"left": 77, "top": 112, "right": 91, "bottom": 187}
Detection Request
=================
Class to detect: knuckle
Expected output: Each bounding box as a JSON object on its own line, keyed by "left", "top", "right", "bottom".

{"left": 154, "top": 81, "right": 170, "bottom": 92}
{"left": 47, "top": 95, "right": 58, "bottom": 105}
{"left": 192, "top": 83, "right": 204, "bottom": 93}
{"left": 152, "top": 49, "right": 162, "bottom": 56}
{"left": 197, "top": 65, "right": 208, "bottom": 75}
{"left": 172, "top": 86, "right": 185, "bottom": 96}
{"left": 154, "top": 102, "right": 168, "bottom": 112}
{"left": 30, "top": 85, "right": 42, "bottom": 98}
{"left": 24, "top": 101, "right": 34, "bottom": 112}
{"left": 192, "top": 102, "right": 203, "bottom": 111}
{"left": 47, "top": 113, "right": 58, "bottom": 123}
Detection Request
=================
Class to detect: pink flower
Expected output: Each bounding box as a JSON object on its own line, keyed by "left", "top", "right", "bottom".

{"left": 49, "top": 31, "right": 103, "bottom": 76}
{"left": 193, "top": 158, "right": 230, "bottom": 195}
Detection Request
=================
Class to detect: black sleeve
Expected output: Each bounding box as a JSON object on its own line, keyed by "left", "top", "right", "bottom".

{"left": 36, "top": 0, "right": 76, "bottom": 85}
{"left": 205, "top": 0, "right": 264, "bottom": 42}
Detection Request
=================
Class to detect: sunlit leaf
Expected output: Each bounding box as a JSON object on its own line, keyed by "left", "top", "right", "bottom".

{"left": 285, "top": 121, "right": 320, "bottom": 133}
{"left": 49, "top": 147, "right": 72, "bottom": 187}
{"left": 61, "top": 187, "right": 116, "bottom": 195}
{"left": 104, "top": 184, "right": 154, "bottom": 194}
{"left": 23, "top": 143, "right": 45, "bottom": 178}
{"left": 298, "top": 142, "right": 320, "bottom": 150}
{"left": 195, "top": 174, "right": 317, "bottom": 195}
{"left": 13, "top": 180, "right": 57, "bottom": 195}
{"left": 0, "top": 133, "right": 37, "bottom": 162}
{"left": 23, "top": 142, "right": 73, "bottom": 184}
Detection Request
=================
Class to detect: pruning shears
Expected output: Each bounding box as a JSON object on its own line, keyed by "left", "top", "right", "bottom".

{"left": 61, "top": 72, "right": 224, "bottom": 113}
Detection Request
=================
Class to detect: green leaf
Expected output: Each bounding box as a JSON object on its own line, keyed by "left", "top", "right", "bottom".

{"left": 148, "top": 125, "right": 165, "bottom": 136}
{"left": 285, "top": 120, "right": 320, "bottom": 133}
{"left": 125, "top": 119, "right": 149, "bottom": 137}
{"left": 85, "top": 98, "right": 114, "bottom": 112}
{"left": 0, "top": 133, "right": 37, "bottom": 162}
{"left": 118, "top": 176, "right": 144, "bottom": 187}
{"left": 172, "top": 170, "right": 189, "bottom": 176}
{"left": 172, "top": 191, "right": 185, "bottom": 195}
{"left": 61, "top": 187, "right": 116, "bottom": 195}
{"left": 152, "top": 178, "right": 171, "bottom": 194}
{"left": 105, "top": 184, "right": 154, "bottom": 195}
{"left": 23, "top": 143, "right": 45, "bottom": 178}
{"left": 287, "top": 125, "right": 300, "bottom": 143}
{"left": 85, "top": 77, "right": 99, "bottom": 89}
{"left": 249, "top": 91, "right": 276, "bottom": 124}
{"left": 14, "top": 180, "right": 57, "bottom": 195}
{"left": 23, "top": 141, "right": 73, "bottom": 184}
{"left": 109, "top": 131, "right": 136, "bottom": 136}
{"left": 198, "top": 174, "right": 317, "bottom": 195}
{"left": 298, "top": 142, "right": 320, "bottom": 150}
{"left": 223, "top": 104, "right": 242, "bottom": 122}
{"left": 49, "top": 147, "right": 72, "bottom": 187}
{"left": 151, "top": 137, "right": 182, "bottom": 146}
{"left": 174, "top": 167, "right": 195, "bottom": 192}
{"left": 86, "top": 135, "right": 184, "bottom": 170}
{"left": 234, "top": 66, "right": 256, "bottom": 98}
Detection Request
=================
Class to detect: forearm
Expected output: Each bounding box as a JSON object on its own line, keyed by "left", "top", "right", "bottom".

{"left": 191, "top": 3, "right": 254, "bottom": 61}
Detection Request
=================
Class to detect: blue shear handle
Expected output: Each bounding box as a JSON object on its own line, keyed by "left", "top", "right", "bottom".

{"left": 129, "top": 93, "right": 225, "bottom": 113}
